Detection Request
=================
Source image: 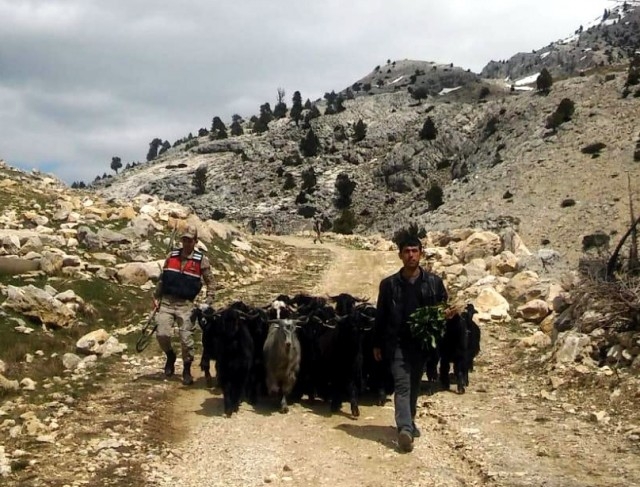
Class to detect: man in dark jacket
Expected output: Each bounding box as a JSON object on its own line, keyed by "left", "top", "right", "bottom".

{"left": 373, "top": 233, "right": 448, "bottom": 452}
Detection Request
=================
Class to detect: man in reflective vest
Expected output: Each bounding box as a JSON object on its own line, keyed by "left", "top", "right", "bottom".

{"left": 153, "top": 225, "right": 215, "bottom": 385}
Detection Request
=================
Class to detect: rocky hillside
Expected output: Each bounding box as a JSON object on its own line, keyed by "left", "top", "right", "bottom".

{"left": 96, "top": 65, "right": 640, "bottom": 269}
{"left": 481, "top": 1, "right": 640, "bottom": 82}
{"left": 0, "top": 158, "right": 300, "bottom": 394}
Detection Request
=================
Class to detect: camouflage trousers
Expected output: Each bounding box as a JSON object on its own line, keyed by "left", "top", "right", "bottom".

{"left": 155, "top": 298, "right": 196, "bottom": 363}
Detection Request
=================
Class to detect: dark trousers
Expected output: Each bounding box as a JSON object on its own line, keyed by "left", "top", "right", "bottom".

{"left": 390, "top": 347, "right": 423, "bottom": 433}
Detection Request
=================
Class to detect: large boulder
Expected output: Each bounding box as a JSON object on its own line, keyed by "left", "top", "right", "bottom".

{"left": 474, "top": 287, "right": 510, "bottom": 322}
{"left": 97, "top": 228, "right": 131, "bottom": 245}
{"left": 39, "top": 251, "right": 64, "bottom": 275}
{"left": 116, "top": 261, "right": 163, "bottom": 285}
{"left": 0, "top": 257, "right": 40, "bottom": 275}
{"left": 503, "top": 270, "right": 541, "bottom": 304}
{"left": 457, "top": 231, "right": 502, "bottom": 263}
{"left": 488, "top": 251, "right": 519, "bottom": 275}
{"left": 76, "top": 329, "right": 126, "bottom": 356}
{"left": 2, "top": 285, "right": 76, "bottom": 328}
{"left": 517, "top": 299, "right": 550, "bottom": 323}
{"left": 129, "top": 214, "right": 162, "bottom": 238}
{"left": 552, "top": 331, "right": 594, "bottom": 365}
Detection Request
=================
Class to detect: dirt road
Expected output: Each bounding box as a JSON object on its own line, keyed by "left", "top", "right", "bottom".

{"left": 149, "top": 237, "right": 640, "bottom": 487}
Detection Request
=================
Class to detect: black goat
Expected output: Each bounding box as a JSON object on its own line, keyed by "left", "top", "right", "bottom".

{"left": 439, "top": 304, "right": 481, "bottom": 394}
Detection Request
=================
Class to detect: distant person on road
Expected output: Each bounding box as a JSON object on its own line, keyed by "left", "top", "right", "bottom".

{"left": 264, "top": 217, "right": 273, "bottom": 236}
{"left": 249, "top": 218, "right": 257, "bottom": 235}
{"left": 313, "top": 216, "right": 323, "bottom": 244}
{"left": 153, "top": 225, "right": 215, "bottom": 386}
{"left": 373, "top": 231, "right": 448, "bottom": 452}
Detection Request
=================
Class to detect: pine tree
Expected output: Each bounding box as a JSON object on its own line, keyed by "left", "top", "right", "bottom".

{"left": 192, "top": 166, "right": 208, "bottom": 195}
{"left": 110, "top": 156, "right": 122, "bottom": 174}
{"left": 300, "top": 128, "right": 320, "bottom": 157}
{"left": 146, "top": 138, "right": 163, "bottom": 161}
{"left": 353, "top": 119, "right": 367, "bottom": 142}
{"left": 230, "top": 114, "right": 244, "bottom": 136}
{"left": 536, "top": 68, "right": 553, "bottom": 93}
{"left": 419, "top": 117, "right": 438, "bottom": 140}
{"left": 334, "top": 173, "right": 356, "bottom": 209}
{"left": 290, "top": 91, "right": 303, "bottom": 126}
{"left": 273, "top": 87, "right": 287, "bottom": 118}
{"left": 211, "top": 116, "right": 228, "bottom": 139}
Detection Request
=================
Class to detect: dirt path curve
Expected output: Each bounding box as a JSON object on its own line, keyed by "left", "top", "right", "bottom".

{"left": 149, "top": 237, "right": 640, "bottom": 487}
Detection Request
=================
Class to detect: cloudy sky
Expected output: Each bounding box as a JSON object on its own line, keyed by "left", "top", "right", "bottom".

{"left": 0, "top": 0, "right": 609, "bottom": 184}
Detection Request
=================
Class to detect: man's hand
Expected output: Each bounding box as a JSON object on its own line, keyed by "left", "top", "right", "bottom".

{"left": 205, "top": 296, "right": 214, "bottom": 307}
{"left": 373, "top": 347, "right": 382, "bottom": 362}
{"left": 153, "top": 298, "right": 160, "bottom": 310}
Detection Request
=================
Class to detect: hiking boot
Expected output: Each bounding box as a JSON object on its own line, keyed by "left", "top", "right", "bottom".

{"left": 412, "top": 422, "right": 421, "bottom": 438}
{"left": 182, "top": 361, "right": 194, "bottom": 386}
{"left": 164, "top": 350, "right": 176, "bottom": 377}
{"left": 398, "top": 430, "right": 414, "bottom": 453}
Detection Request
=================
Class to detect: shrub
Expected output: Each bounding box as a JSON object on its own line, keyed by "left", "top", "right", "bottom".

{"left": 146, "top": 138, "right": 163, "bottom": 161}
{"left": 410, "top": 86, "right": 428, "bottom": 101}
{"left": 353, "top": 119, "right": 367, "bottom": 142}
{"left": 230, "top": 114, "right": 244, "bottom": 136}
{"left": 332, "top": 209, "right": 357, "bottom": 234}
{"left": 425, "top": 182, "right": 444, "bottom": 210}
{"left": 536, "top": 68, "right": 553, "bottom": 93}
{"left": 297, "top": 205, "right": 317, "bottom": 218}
{"left": 478, "top": 86, "right": 491, "bottom": 100}
{"left": 283, "top": 153, "right": 303, "bottom": 167}
{"left": 581, "top": 142, "right": 606, "bottom": 155}
{"left": 419, "top": 117, "right": 437, "bottom": 140}
{"left": 301, "top": 166, "right": 317, "bottom": 192}
{"left": 546, "top": 98, "right": 575, "bottom": 129}
{"left": 484, "top": 116, "right": 499, "bottom": 139}
{"left": 210, "top": 116, "right": 228, "bottom": 139}
{"left": 192, "top": 166, "right": 207, "bottom": 195}
{"left": 626, "top": 55, "right": 640, "bottom": 86}
{"left": 283, "top": 172, "right": 296, "bottom": 190}
{"left": 334, "top": 173, "right": 356, "bottom": 209}
{"left": 300, "top": 128, "right": 320, "bottom": 157}
{"left": 295, "top": 191, "right": 308, "bottom": 204}
{"left": 110, "top": 156, "right": 122, "bottom": 174}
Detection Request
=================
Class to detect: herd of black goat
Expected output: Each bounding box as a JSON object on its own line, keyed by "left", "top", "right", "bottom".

{"left": 191, "top": 293, "right": 480, "bottom": 417}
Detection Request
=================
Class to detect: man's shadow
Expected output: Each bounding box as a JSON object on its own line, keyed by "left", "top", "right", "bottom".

{"left": 333, "top": 423, "right": 398, "bottom": 451}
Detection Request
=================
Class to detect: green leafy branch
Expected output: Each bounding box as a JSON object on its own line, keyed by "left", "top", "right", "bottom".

{"left": 408, "top": 304, "right": 447, "bottom": 351}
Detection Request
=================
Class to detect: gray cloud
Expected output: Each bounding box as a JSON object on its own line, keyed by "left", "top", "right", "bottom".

{"left": 0, "top": 0, "right": 608, "bottom": 183}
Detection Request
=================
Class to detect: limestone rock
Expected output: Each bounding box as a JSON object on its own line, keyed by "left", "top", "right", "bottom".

{"left": 503, "top": 270, "right": 540, "bottom": 304}
{"left": 457, "top": 231, "right": 502, "bottom": 263}
{"left": 552, "top": 331, "right": 593, "bottom": 364}
{"left": 76, "top": 329, "right": 126, "bottom": 356}
{"left": 517, "top": 299, "right": 550, "bottom": 323}
{"left": 518, "top": 331, "right": 552, "bottom": 348}
{"left": 2, "top": 285, "right": 76, "bottom": 328}
{"left": 474, "top": 288, "right": 510, "bottom": 322}
{"left": 0, "top": 374, "right": 19, "bottom": 392}
{"left": 489, "top": 251, "right": 519, "bottom": 275}
{"left": 62, "top": 353, "right": 82, "bottom": 370}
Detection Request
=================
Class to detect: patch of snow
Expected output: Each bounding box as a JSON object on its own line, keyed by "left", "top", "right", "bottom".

{"left": 390, "top": 75, "right": 404, "bottom": 84}
{"left": 438, "top": 86, "right": 461, "bottom": 95}
{"left": 514, "top": 86, "right": 534, "bottom": 92}
{"left": 514, "top": 73, "right": 540, "bottom": 86}
{"left": 603, "top": 19, "right": 617, "bottom": 27}
{"left": 580, "top": 56, "right": 587, "bottom": 62}
{"left": 540, "top": 52, "right": 550, "bottom": 59}
{"left": 582, "top": 47, "right": 592, "bottom": 52}
{"left": 559, "top": 34, "right": 578, "bottom": 45}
